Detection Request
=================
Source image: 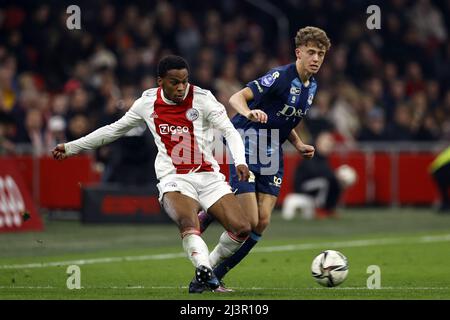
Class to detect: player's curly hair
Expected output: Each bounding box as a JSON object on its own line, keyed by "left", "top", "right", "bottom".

{"left": 295, "top": 26, "right": 331, "bottom": 51}
{"left": 157, "top": 55, "right": 189, "bottom": 78}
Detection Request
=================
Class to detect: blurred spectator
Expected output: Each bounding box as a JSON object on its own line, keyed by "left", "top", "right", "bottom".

{"left": 0, "top": 0, "right": 448, "bottom": 161}
{"left": 282, "top": 131, "right": 356, "bottom": 220}
{"left": 214, "top": 56, "right": 242, "bottom": 111}
{"left": 304, "top": 91, "right": 334, "bottom": 140}
{"left": 358, "top": 108, "right": 390, "bottom": 141}
{"left": 405, "top": 62, "right": 426, "bottom": 97}
{"left": 410, "top": 92, "right": 428, "bottom": 133}
{"left": 407, "top": 0, "right": 448, "bottom": 46}
{"left": 387, "top": 103, "right": 414, "bottom": 140}
{"left": 99, "top": 87, "right": 157, "bottom": 186}
{"left": 193, "top": 63, "right": 215, "bottom": 91}
{"left": 45, "top": 115, "right": 67, "bottom": 150}
{"left": 384, "top": 79, "right": 407, "bottom": 122}
{"left": 51, "top": 94, "right": 69, "bottom": 117}
{"left": 22, "top": 108, "right": 45, "bottom": 155}
{"left": 329, "top": 81, "right": 361, "bottom": 144}
{"left": 414, "top": 112, "right": 441, "bottom": 141}
{"left": 0, "top": 112, "right": 16, "bottom": 154}
{"left": 176, "top": 11, "right": 201, "bottom": 64}
{"left": 67, "top": 114, "right": 90, "bottom": 141}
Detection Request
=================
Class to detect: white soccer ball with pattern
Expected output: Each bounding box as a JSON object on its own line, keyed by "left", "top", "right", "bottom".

{"left": 311, "top": 250, "right": 349, "bottom": 287}
{"left": 335, "top": 165, "right": 357, "bottom": 188}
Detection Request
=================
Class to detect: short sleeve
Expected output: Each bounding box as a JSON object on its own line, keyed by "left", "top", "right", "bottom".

{"left": 246, "top": 69, "right": 282, "bottom": 105}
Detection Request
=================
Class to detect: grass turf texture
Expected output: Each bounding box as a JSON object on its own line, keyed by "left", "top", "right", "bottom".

{"left": 1, "top": 207, "right": 450, "bottom": 300}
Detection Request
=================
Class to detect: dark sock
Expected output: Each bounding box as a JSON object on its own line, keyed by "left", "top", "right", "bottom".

{"left": 213, "top": 231, "right": 262, "bottom": 280}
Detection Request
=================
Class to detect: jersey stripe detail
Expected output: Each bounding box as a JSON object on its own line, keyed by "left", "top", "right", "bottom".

{"left": 153, "top": 86, "right": 213, "bottom": 174}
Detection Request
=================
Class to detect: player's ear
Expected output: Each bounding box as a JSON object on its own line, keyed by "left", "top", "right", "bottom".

{"left": 157, "top": 77, "right": 163, "bottom": 86}
{"left": 295, "top": 47, "right": 302, "bottom": 60}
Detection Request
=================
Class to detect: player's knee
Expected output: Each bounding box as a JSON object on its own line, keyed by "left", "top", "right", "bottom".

{"left": 255, "top": 216, "right": 271, "bottom": 233}
{"left": 177, "top": 217, "right": 198, "bottom": 234}
{"left": 231, "top": 221, "right": 251, "bottom": 240}
{"left": 248, "top": 215, "right": 259, "bottom": 230}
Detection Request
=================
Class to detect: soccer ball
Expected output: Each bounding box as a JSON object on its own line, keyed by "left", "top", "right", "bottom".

{"left": 311, "top": 250, "right": 349, "bottom": 287}
{"left": 335, "top": 165, "right": 357, "bottom": 188}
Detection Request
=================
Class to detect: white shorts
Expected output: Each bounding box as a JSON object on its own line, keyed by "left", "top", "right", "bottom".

{"left": 157, "top": 171, "right": 233, "bottom": 210}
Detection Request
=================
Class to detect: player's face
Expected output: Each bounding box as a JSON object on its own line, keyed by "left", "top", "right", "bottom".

{"left": 158, "top": 69, "right": 189, "bottom": 104}
{"left": 296, "top": 42, "right": 326, "bottom": 74}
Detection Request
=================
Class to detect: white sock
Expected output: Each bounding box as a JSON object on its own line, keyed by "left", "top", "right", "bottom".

{"left": 209, "top": 231, "right": 244, "bottom": 268}
{"left": 182, "top": 234, "right": 211, "bottom": 268}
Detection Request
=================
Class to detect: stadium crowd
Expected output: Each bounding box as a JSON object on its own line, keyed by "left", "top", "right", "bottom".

{"left": 1, "top": 0, "right": 449, "bottom": 160}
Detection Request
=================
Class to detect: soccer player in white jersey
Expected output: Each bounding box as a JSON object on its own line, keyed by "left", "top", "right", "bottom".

{"left": 52, "top": 55, "right": 251, "bottom": 293}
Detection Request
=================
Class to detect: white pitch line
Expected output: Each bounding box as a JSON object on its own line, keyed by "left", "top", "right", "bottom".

{"left": 0, "top": 252, "right": 186, "bottom": 270}
{"left": 1, "top": 234, "right": 449, "bottom": 270}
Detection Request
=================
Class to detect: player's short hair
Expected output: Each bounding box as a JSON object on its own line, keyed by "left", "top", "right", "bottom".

{"left": 157, "top": 55, "right": 189, "bottom": 78}
{"left": 295, "top": 26, "right": 331, "bottom": 51}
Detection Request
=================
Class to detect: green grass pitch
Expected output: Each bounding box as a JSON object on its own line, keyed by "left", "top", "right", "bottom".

{"left": 1, "top": 208, "right": 450, "bottom": 300}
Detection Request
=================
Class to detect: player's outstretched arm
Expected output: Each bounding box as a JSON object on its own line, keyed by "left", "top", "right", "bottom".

{"left": 51, "top": 101, "right": 144, "bottom": 160}
{"left": 229, "top": 88, "right": 267, "bottom": 123}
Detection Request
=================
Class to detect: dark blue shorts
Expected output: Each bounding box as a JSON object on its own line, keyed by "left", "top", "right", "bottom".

{"left": 229, "top": 163, "right": 284, "bottom": 197}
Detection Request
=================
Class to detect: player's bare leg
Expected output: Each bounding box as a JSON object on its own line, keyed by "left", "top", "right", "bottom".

{"left": 199, "top": 190, "right": 259, "bottom": 233}
{"left": 207, "top": 193, "right": 251, "bottom": 238}
{"left": 254, "top": 193, "right": 278, "bottom": 234}
{"left": 213, "top": 192, "right": 277, "bottom": 281}
{"left": 162, "top": 192, "right": 201, "bottom": 232}
{"left": 236, "top": 193, "right": 259, "bottom": 227}
{"left": 207, "top": 193, "right": 251, "bottom": 269}
{"left": 188, "top": 193, "right": 252, "bottom": 293}
{"left": 162, "top": 192, "right": 220, "bottom": 292}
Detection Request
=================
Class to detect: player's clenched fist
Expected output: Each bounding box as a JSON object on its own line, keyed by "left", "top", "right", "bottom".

{"left": 246, "top": 109, "right": 268, "bottom": 123}
{"left": 52, "top": 144, "right": 68, "bottom": 160}
{"left": 299, "top": 144, "right": 315, "bottom": 159}
{"left": 236, "top": 164, "right": 250, "bottom": 182}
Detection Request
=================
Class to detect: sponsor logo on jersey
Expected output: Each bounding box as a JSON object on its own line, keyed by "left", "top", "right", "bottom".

{"left": 276, "top": 104, "right": 308, "bottom": 118}
{"left": 308, "top": 93, "right": 315, "bottom": 105}
{"left": 290, "top": 96, "right": 297, "bottom": 104}
{"left": 185, "top": 108, "right": 199, "bottom": 121}
{"left": 290, "top": 87, "right": 301, "bottom": 95}
{"left": 150, "top": 111, "right": 158, "bottom": 119}
{"left": 248, "top": 171, "right": 256, "bottom": 183}
{"left": 159, "top": 124, "right": 190, "bottom": 135}
{"left": 270, "top": 176, "right": 282, "bottom": 188}
{"left": 253, "top": 80, "right": 263, "bottom": 93}
{"left": 165, "top": 182, "right": 178, "bottom": 188}
{"left": 209, "top": 108, "right": 226, "bottom": 122}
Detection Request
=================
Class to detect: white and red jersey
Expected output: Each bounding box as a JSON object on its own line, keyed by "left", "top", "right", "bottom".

{"left": 65, "top": 84, "right": 246, "bottom": 180}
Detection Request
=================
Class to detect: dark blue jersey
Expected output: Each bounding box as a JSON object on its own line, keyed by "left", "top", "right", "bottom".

{"left": 231, "top": 63, "right": 318, "bottom": 166}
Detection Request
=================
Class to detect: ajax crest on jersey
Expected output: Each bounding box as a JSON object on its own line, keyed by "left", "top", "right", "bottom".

{"left": 311, "top": 250, "right": 349, "bottom": 287}
{"left": 186, "top": 108, "right": 199, "bottom": 121}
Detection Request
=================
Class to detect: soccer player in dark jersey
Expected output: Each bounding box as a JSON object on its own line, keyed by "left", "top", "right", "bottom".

{"left": 197, "top": 26, "right": 331, "bottom": 290}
